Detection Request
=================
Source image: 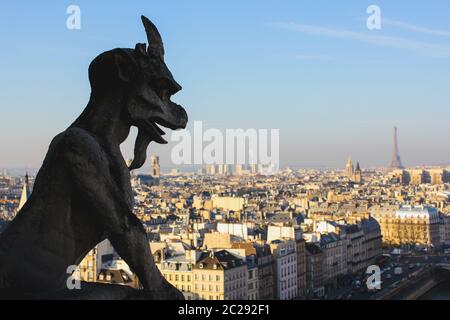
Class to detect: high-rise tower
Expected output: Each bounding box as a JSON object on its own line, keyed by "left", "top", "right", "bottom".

{"left": 389, "top": 126, "right": 404, "bottom": 169}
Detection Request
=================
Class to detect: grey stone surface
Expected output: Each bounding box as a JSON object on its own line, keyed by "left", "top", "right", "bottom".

{"left": 0, "top": 16, "right": 187, "bottom": 300}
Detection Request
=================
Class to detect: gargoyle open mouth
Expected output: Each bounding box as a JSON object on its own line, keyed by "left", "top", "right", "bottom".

{"left": 143, "top": 103, "right": 188, "bottom": 144}
{"left": 143, "top": 120, "right": 168, "bottom": 144}
{"left": 143, "top": 106, "right": 187, "bottom": 144}
{"left": 129, "top": 104, "right": 188, "bottom": 171}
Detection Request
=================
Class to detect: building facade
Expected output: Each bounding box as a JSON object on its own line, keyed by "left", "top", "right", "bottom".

{"left": 270, "top": 239, "right": 298, "bottom": 300}
{"left": 372, "top": 205, "right": 441, "bottom": 248}
{"left": 255, "top": 244, "right": 274, "bottom": 300}
{"left": 305, "top": 243, "right": 324, "bottom": 298}
{"left": 193, "top": 250, "right": 247, "bottom": 300}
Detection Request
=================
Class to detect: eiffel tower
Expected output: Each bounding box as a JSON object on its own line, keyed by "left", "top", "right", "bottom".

{"left": 389, "top": 126, "right": 404, "bottom": 169}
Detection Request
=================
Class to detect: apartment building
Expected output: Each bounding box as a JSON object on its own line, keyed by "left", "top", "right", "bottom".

{"left": 372, "top": 205, "right": 441, "bottom": 248}
{"left": 305, "top": 242, "right": 324, "bottom": 298}
{"left": 269, "top": 239, "right": 298, "bottom": 300}
{"left": 193, "top": 250, "right": 247, "bottom": 300}
{"left": 320, "top": 233, "right": 347, "bottom": 287}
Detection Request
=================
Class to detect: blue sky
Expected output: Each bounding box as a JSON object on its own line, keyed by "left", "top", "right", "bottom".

{"left": 1, "top": 1, "right": 450, "bottom": 170}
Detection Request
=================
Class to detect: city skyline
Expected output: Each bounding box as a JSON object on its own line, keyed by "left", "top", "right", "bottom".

{"left": 1, "top": 1, "right": 450, "bottom": 168}
{"left": 3, "top": 1, "right": 450, "bottom": 304}
{"left": 1, "top": 124, "right": 449, "bottom": 174}
{"left": 3, "top": 159, "right": 450, "bottom": 300}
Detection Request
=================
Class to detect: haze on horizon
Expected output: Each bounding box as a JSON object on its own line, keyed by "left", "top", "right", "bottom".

{"left": 1, "top": 0, "right": 450, "bottom": 170}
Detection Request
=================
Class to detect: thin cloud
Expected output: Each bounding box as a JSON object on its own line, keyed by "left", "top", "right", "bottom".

{"left": 280, "top": 53, "right": 336, "bottom": 61}
{"left": 272, "top": 21, "right": 450, "bottom": 58}
{"left": 383, "top": 19, "right": 450, "bottom": 37}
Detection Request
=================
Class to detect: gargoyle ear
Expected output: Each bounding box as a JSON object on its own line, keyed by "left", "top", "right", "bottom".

{"left": 135, "top": 43, "right": 147, "bottom": 57}
{"left": 113, "top": 49, "right": 138, "bottom": 83}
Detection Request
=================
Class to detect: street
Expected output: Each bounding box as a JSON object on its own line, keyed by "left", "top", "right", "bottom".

{"left": 329, "top": 253, "right": 450, "bottom": 300}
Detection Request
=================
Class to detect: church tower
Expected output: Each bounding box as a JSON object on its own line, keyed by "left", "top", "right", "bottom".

{"left": 345, "top": 157, "right": 354, "bottom": 179}
{"left": 18, "top": 173, "right": 31, "bottom": 212}
{"left": 354, "top": 162, "right": 362, "bottom": 183}
{"left": 150, "top": 155, "right": 160, "bottom": 178}
{"left": 150, "top": 155, "right": 161, "bottom": 186}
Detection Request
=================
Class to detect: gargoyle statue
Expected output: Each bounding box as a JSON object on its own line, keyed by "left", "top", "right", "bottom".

{"left": 0, "top": 16, "right": 187, "bottom": 300}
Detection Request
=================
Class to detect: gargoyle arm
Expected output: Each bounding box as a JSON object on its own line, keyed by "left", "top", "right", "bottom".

{"left": 57, "top": 128, "right": 179, "bottom": 296}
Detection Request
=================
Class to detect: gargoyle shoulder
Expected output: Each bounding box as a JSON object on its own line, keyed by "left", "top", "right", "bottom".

{"left": 52, "top": 127, "right": 108, "bottom": 168}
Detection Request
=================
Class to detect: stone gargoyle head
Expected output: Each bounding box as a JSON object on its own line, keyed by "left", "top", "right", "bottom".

{"left": 86, "top": 15, "right": 188, "bottom": 170}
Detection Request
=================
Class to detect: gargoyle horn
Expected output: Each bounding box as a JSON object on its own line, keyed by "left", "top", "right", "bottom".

{"left": 141, "top": 15, "right": 165, "bottom": 58}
